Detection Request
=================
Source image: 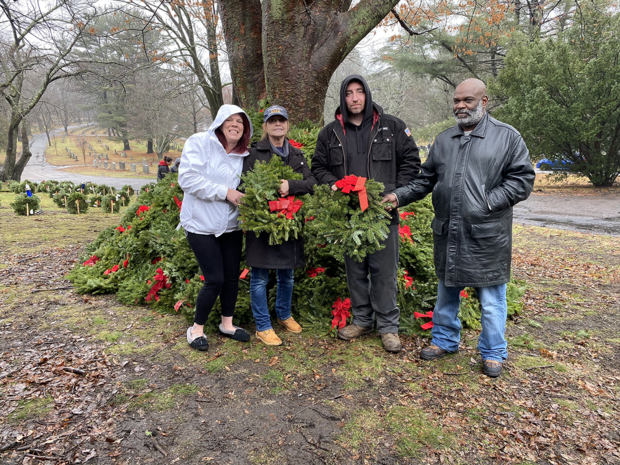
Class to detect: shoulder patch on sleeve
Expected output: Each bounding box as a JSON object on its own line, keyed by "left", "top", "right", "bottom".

{"left": 404, "top": 128, "right": 412, "bottom": 137}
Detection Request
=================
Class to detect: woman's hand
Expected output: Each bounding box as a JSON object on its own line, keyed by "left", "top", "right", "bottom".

{"left": 278, "top": 180, "right": 290, "bottom": 197}
{"left": 226, "top": 189, "right": 245, "bottom": 207}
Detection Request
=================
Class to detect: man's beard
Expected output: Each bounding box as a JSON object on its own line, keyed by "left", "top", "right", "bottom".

{"left": 454, "top": 100, "right": 485, "bottom": 127}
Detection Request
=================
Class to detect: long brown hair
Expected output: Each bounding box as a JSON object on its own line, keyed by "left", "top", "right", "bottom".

{"left": 215, "top": 112, "right": 252, "bottom": 154}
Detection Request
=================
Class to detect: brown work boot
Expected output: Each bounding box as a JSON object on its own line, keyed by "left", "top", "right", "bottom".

{"left": 420, "top": 344, "right": 456, "bottom": 361}
{"left": 277, "top": 317, "right": 302, "bottom": 333}
{"left": 483, "top": 360, "right": 503, "bottom": 378}
{"left": 255, "top": 329, "right": 282, "bottom": 346}
{"left": 337, "top": 324, "right": 373, "bottom": 341}
{"left": 381, "top": 333, "right": 402, "bottom": 353}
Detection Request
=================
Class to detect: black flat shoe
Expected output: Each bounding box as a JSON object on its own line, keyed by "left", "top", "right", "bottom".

{"left": 187, "top": 327, "right": 209, "bottom": 351}
{"left": 218, "top": 324, "right": 250, "bottom": 342}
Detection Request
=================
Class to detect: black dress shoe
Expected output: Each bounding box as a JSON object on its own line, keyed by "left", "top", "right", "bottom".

{"left": 420, "top": 344, "right": 457, "bottom": 361}
{"left": 483, "top": 360, "right": 503, "bottom": 377}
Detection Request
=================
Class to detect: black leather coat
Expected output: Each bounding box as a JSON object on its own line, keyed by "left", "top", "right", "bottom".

{"left": 242, "top": 138, "right": 316, "bottom": 269}
{"left": 393, "top": 113, "right": 535, "bottom": 287}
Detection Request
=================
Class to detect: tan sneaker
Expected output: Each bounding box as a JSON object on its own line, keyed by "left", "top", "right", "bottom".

{"left": 277, "top": 317, "right": 302, "bottom": 333}
{"left": 381, "top": 333, "right": 402, "bottom": 353}
{"left": 256, "top": 329, "right": 282, "bottom": 346}
{"left": 338, "top": 324, "right": 373, "bottom": 341}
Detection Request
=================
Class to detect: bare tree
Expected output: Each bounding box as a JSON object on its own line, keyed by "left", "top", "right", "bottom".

{"left": 127, "top": 0, "right": 224, "bottom": 120}
{"left": 0, "top": 0, "right": 99, "bottom": 181}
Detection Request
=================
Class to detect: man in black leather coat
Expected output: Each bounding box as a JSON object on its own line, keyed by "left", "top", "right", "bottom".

{"left": 383, "top": 79, "right": 535, "bottom": 376}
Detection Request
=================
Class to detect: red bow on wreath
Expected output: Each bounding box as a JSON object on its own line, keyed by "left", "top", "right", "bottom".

{"left": 174, "top": 196, "right": 182, "bottom": 210}
{"left": 269, "top": 195, "right": 303, "bottom": 219}
{"left": 414, "top": 311, "right": 434, "bottom": 330}
{"left": 145, "top": 268, "right": 171, "bottom": 302}
{"left": 335, "top": 175, "right": 368, "bottom": 211}
{"left": 331, "top": 297, "right": 351, "bottom": 330}
{"left": 83, "top": 255, "right": 100, "bottom": 267}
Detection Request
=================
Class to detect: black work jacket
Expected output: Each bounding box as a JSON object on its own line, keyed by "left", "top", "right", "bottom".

{"left": 393, "top": 113, "right": 536, "bottom": 287}
{"left": 311, "top": 103, "right": 420, "bottom": 224}
{"left": 242, "top": 139, "right": 316, "bottom": 269}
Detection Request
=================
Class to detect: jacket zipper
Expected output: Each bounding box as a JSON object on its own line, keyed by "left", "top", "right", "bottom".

{"left": 332, "top": 128, "right": 347, "bottom": 175}
{"left": 366, "top": 123, "right": 382, "bottom": 179}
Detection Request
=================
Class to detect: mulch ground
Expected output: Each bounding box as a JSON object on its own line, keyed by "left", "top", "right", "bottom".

{"left": 1, "top": 223, "right": 619, "bottom": 464}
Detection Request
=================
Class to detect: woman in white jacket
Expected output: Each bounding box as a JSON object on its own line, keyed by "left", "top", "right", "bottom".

{"left": 179, "top": 104, "right": 253, "bottom": 351}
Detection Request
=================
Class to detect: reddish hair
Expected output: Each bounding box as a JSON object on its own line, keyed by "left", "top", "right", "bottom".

{"left": 215, "top": 112, "right": 251, "bottom": 154}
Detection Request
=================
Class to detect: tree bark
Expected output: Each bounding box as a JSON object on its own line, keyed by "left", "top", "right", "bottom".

{"left": 12, "top": 121, "right": 32, "bottom": 181}
{"left": 0, "top": 118, "right": 19, "bottom": 182}
{"left": 218, "top": 0, "right": 400, "bottom": 124}
{"left": 218, "top": 0, "right": 266, "bottom": 109}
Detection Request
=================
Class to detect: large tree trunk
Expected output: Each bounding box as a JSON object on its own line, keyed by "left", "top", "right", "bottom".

{"left": 218, "top": 0, "right": 266, "bottom": 110}
{"left": 12, "top": 121, "right": 32, "bottom": 181}
{"left": 218, "top": 0, "right": 400, "bottom": 124}
{"left": 0, "top": 115, "right": 21, "bottom": 182}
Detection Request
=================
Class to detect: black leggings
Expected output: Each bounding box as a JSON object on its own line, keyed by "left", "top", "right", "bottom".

{"left": 185, "top": 230, "right": 243, "bottom": 325}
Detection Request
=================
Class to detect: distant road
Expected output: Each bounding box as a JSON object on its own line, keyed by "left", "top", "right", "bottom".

{"left": 514, "top": 192, "right": 620, "bottom": 237}
{"left": 21, "top": 126, "right": 154, "bottom": 190}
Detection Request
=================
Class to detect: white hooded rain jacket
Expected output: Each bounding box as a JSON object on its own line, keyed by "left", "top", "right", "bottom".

{"left": 179, "top": 105, "right": 253, "bottom": 236}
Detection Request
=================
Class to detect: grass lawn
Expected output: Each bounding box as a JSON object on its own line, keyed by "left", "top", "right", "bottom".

{"left": 0, "top": 182, "right": 619, "bottom": 464}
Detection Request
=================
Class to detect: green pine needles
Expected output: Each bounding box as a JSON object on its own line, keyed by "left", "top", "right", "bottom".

{"left": 238, "top": 155, "right": 304, "bottom": 245}
{"left": 304, "top": 180, "right": 391, "bottom": 262}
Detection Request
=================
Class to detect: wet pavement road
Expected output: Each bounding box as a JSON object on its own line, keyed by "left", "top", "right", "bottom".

{"left": 514, "top": 193, "right": 620, "bottom": 236}
{"left": 21, "top": 128, "right": 153, "bottom": 190}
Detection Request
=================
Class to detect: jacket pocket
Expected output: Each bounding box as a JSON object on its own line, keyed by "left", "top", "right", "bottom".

{"left": 371, "top": 140, "right": 393, "bottom": 161}
{"left": 431, "top": 217, "right": 448, "bottom": 235}
{"left": 329, "top": 143, "right": 344, "bottom": 166}
{"left": 470, "top": 222, "right": 503, "bottom": 238}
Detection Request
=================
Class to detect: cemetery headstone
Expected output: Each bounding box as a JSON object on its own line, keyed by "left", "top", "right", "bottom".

{"left": 131, "top": 164, "right": 136, "bottom": 172}
{"left": 143, "top": 164, "right": 149, "bottom": 174}
{"left": 119, "top": 162, "right": 126, "bottom": 170}
{"left": 112, "top": 162, "right": 117, "bottom": 170}
{"left": 103, "top": 161, "right": 108, "bottom": 169}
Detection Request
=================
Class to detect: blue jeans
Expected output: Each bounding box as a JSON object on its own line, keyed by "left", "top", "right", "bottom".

{"left": 431, "top": 280, "right": 508, "bottom": 362}
{"left": 250, "top": 267, "right": 294, "bottom": 332}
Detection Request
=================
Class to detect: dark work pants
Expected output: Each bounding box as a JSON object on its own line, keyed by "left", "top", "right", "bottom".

{"left": 343, "top": 224, "right": 400, "bottom": 334}
{"left": 185, "top": 230, "right": 243, "bottom": 325}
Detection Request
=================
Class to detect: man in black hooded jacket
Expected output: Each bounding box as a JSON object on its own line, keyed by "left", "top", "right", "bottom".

{"left": 311, "top": 75, "right": 421, "bottom": 352}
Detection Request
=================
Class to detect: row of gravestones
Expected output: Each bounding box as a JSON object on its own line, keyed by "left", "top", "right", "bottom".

{"left": 92, "top": 159, "right": 150, "bottom": 173}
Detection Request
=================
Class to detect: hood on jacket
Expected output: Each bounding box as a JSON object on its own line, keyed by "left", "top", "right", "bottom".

{"left": 210, "top": 104, "right": 253, "bottom": 154}
{"left": 338, "top": 74, "right": 374, "bottom": 127}
{"left": 158, "top": 160, "right": 168, "bottom": 166}
{"left": 174, "top": 158, "right": 181, "bottom": 166}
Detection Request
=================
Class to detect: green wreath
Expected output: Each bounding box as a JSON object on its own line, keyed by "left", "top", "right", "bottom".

{"left": 66, "top": 192, "right": 89, "bottom": 214}
{"left": 304, "top": 179, "right": 391, "bottom": 262}
{"left": 238, "top": 155, "right": 304, "bottom": 245}
{"left": 101, "top": 194, "right": 120, "bottom": 213}
{"left": 11, "top": 193, "right": 41, "bottom": 216}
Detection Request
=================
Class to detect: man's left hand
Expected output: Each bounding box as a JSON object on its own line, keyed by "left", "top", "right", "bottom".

{"left": 278, "top": 179, "right": 290, "bottom": 197}
{"left": 381, "top": 194, "right": 398, "bottom": 211}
